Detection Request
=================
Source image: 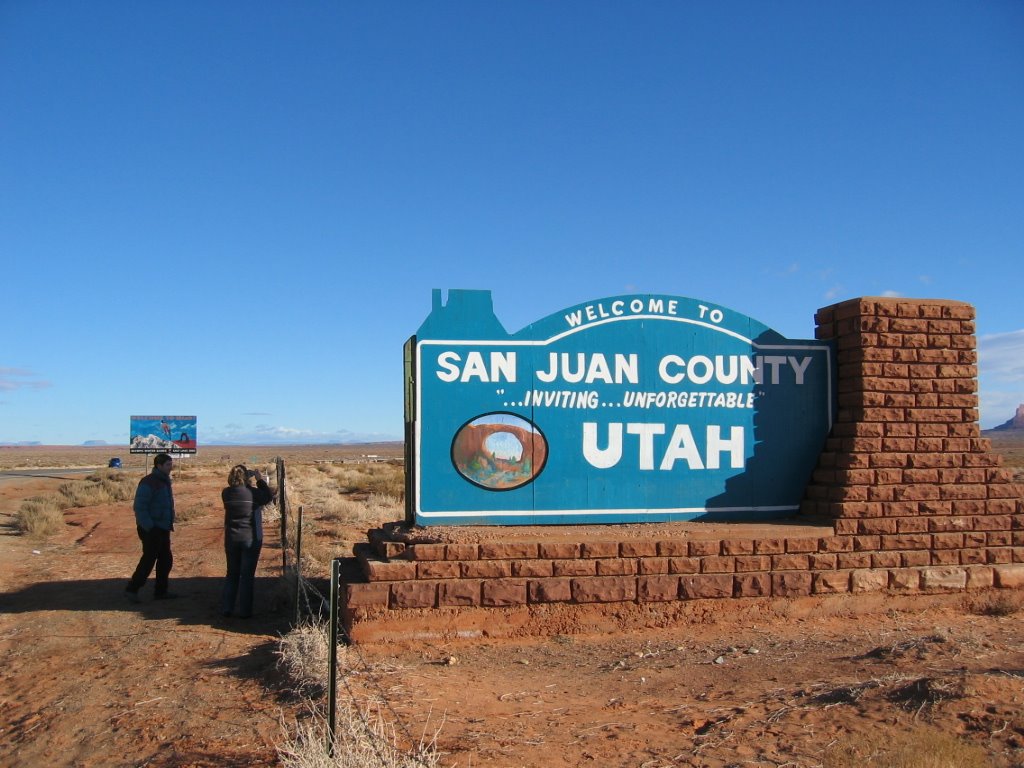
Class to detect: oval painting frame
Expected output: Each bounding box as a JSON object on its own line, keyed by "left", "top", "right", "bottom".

{"left": 450, "top": 412, "right": 548, "bottom": 491}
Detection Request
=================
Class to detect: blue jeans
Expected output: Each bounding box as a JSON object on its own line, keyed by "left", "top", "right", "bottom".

{"left": 127, "top": 526, "right": 173, "bottom": 596}
{"left": 222, "top": 539, "right": 262, "bottom": 617}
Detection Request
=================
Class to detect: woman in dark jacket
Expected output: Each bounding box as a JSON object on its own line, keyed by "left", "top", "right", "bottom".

{"left": 221, "top": 465, "right": 274, "bottom": 618}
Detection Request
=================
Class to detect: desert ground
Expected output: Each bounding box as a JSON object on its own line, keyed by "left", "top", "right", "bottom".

{"left": 1, "top": 441, "right": 1023, "bottom": 767}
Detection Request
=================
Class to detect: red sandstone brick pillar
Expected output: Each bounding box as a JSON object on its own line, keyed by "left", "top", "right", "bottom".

{"left": 803, "top": 298, "right": 1023, "bottom": 547}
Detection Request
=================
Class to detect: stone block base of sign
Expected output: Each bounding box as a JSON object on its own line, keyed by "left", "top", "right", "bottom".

{"left": 338, "top": 297, "right": 1024, "bottom": 643}
{"left": 338, "top": 519, "right": 1024, "bottom": 643}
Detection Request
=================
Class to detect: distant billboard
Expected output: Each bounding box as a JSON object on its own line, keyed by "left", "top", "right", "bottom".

{"left": 130, "top": 415, "right": 198, "bottom": 454}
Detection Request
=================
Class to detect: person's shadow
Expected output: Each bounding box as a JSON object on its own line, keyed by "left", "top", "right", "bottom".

{"left": 0, "top": 575, "right": 291, "bottom": 638}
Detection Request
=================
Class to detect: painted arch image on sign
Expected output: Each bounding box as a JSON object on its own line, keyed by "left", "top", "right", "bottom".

{"left": 451, "top": 412, "right": 548, "bottom": 491}
{"left": 408, "top": 290, "right": 836, "bottom": 526}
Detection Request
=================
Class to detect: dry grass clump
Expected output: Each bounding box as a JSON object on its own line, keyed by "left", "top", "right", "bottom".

{"left": 275, "top": 621, "right": 439, "bottom": 768}
{"left": 15, "top": 496, "right": 65, "bottom": 537}
{"left": 823, "top": 726, "right": 988, "bottom": 767}
{"left": 57, "top": 470, "right": 137, "bottom": 508}
{"left": 365, "top": 493, "right": 402, "bottom": 518}
{"left": 296, "top": 533, "right": 339, "bottom": 571}
{"left": 298, "top": 463, "right": 404, "bottom": 500}
{"left": 278, "top": 706, "right": 439, "bottom": 768}
{"left": 176, "top": 502, "right": 210, "bottom": 523}
{"left": 308, "top": 493, "right": 402, "bottom": 527}
{"left": 276, "top": 620, "right": 331, "bottom": 696}
{"left": 287, "top": 462, "right": 404, "bottom": 529}
{"left": 315, "top": 497, "right": 367, "bottom": 523}
{"left": 15, "top": 470, "right": 139, "bottom": 537}
{"left": 359, "top": 465, "right": 404, "bottom": 499}
{"left": 972, "top": 591, "right": 1023, "bottom": 617}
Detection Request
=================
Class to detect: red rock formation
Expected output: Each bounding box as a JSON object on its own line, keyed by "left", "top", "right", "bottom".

{"left": 989, "top": 403, "right": 1024, "bottom": 432}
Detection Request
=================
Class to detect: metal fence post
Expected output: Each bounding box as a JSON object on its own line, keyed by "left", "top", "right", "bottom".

{"left": 293, "top": 505, "right": 304, "bottom": 626}
{"left": 327, "top": 557, "right": 339, "bottom": 757}
{"left": 277, "top": 457, "right": 288, "bottom": 572}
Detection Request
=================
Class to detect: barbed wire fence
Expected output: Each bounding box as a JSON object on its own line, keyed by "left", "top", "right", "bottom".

{"left": 273, "top": 458, "right": 437, "bottom": 766}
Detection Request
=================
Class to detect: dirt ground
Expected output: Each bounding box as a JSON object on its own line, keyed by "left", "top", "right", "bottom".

{"left": 0, "top": 467, "right": 293, "bottom": 768}
{"left": 1, "top": 446, "right": 1023, "bottom": 767}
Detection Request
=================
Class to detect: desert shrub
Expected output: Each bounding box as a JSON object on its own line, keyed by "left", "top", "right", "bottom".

{"left": 314, "top": 496, "right": 367, "bottom": 523}
{"left": 823, "top": 727, "right": 988, "bottom": 768}
{"left": 277, "top": 706, "right": 439, "bottom": 768}
{"left": 973, "top": 591, "right": 1023, "bottom": 616}
{"left": 15, "top": 496, "right": 65, "bottom": 537}
{"left": 361, "top": 465, "right": 404, "bottom": 499}
{"left": 57, "top": 471, "right": 137, "bottom": 508}
{"left": 276, "top": 620, "right": 331, "bottom": 695}
{"left": 57, "top": 482, "right": 109, "bottom": 508}
{"left": 275, "top": 621, "right": 439, "bottom": 768}
{"left": 318, "top": 464, "right": 404, "bottom": 499}
{"left": 364, "top": 493, "right": 402, "bottom": 518}
{"left": 295, "top": 526, "right": 346, "bottom": 571}
{"left": 314, "top": 493, "right": 401, "bottom": 527}
{"left": 176, "top": 503, "right": 209, "bottom": 523}
{"left": 286, "top": 465, "right": 403, "bottom": 525}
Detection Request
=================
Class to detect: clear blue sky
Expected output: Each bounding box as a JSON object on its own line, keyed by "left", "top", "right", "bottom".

{"left": 2, "top": 1, "right": 1022, "bottom": 445}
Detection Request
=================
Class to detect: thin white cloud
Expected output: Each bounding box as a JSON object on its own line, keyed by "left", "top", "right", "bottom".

{"left": 823, "top": 284, "right": 843, "bottom": 300}
{"left": 764, "top": 262, "right": 800, "bottom": 278}
{"left": 205, "top": 423, "right": 399, "bottom": 445}
{"left": 978, "top": 329, "right": 1024, "bottom": 428}
{"left": 979, "top": 330, "right": 1024, "bottom": 384}
{"left": 917, "top": 275, "right": 933, "bottom": 285}
{"left": 979, "top": 389, "right": 1023, "bottom": 428}
{"left": 0, "top": 367, "right": 51, "bottom": 392}
{"left": 880, "top": 290, "right": 902, "bottom": 298}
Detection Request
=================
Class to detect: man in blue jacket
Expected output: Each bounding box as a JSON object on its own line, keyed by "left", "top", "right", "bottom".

{"left": 125, "top": 453, "right": 177, "bottom": 602}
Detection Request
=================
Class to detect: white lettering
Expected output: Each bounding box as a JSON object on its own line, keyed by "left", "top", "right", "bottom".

{"left": 656, "top": 354, "right": 809, "bottom": 386}
{"left": 537, "top": 353, "right": 639, "bottom": 384}
{"left": 659, "top": 354, "right": 685, "bottom": 384}
{"left": 435, "top": 351, "right": 517, "bottom": 383}
{"left": 687, "top": 355, "right": 713, "bottom": 384}
{"left": 763, "top": 355, "right": 787, "bottom": 384}
{"left": 460, "top": 352, "right": 490, "bottom": 381}
{"left": 583, "top": 422, "right": 748, "bottom": 471}
{"left": 525, "top": 390, "right": 599, "bottom": 408}
{"left": 789, "top": 356, "right": 812, "bottom": 384}
{"left": 659, "top": 424, "right": 704, "bottom": 470}
{"left": 436, "top": 351, "right": 462, "bottom": 382}
{"left": 626, "top": 423, "right": 665, "bottom": 470}
{"left": 706, "top": 426, "right": 745, "bottom": 469}
{"left": 582, "top": 422, "right": 622, "bottom": 468}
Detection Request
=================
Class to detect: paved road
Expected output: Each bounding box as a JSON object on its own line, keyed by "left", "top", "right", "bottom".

{"left": 0, "top": 467, "right": 101, "bottom": 484}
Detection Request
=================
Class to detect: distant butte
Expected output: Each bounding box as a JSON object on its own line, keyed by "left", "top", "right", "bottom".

{"left": 988, "top": 403, "right": 1024, "bottom": 432}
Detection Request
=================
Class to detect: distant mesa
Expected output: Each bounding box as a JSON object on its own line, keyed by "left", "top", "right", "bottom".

{"left": 82, "top": 440, "right": 109, "bottom": 446}
{"left": 988, "top": 403, "right": 1024, "bottom": 432}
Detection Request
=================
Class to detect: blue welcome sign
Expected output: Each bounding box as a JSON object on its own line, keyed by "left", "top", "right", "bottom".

{"left": 406, "top": 289, "right": 835, "bottom": 526}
